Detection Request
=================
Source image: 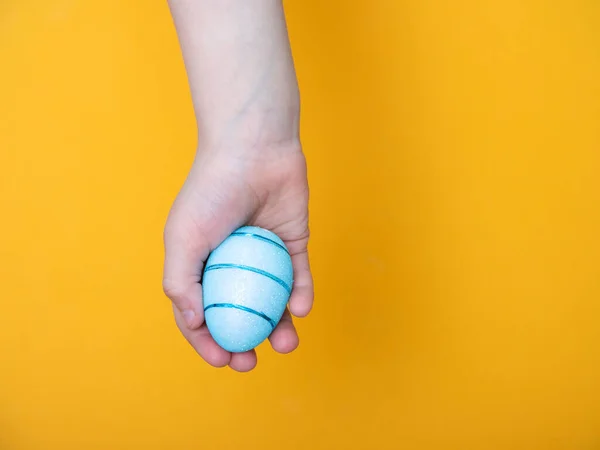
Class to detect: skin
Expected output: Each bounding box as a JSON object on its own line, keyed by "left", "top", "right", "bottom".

{"left": 163, "top": 0, "right": 314, "bottom": 372}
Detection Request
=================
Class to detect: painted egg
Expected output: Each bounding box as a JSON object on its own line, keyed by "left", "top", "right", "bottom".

{"left": 202, "top": 226, "right": 293, "bottom": 353}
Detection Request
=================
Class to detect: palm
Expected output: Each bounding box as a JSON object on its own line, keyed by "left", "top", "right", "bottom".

{"left": 163, "top": 148, "right": 313, "bottom": 372}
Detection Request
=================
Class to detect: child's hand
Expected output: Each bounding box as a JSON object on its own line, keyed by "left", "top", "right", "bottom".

{"left": 164, "top": 0, "right": 310, "bottom": 371}
{"left": 162, "top": 145, "right": 313, "bottom": 372}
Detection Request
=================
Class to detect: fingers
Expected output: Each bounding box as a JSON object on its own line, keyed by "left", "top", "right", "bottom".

{"left": 175, "top": 304, "right": 258, "bottom": 371}
{"left": 268, "top": 309, "right": 299, "bottom": 354}
{"left": 163, "top": 213, "right": 211, "bottom": 330}
{"left": 175, "top": 303, "right": 296, "bottom": 369}
{"left": 288, "top": 250, "right": 314, "bottom": 317}
{"left": 229, "top": 350, "right": 257, "bottom": 372}
{"left": 229, "top": 312, "right": 296, "bottom": 369}
{"left": 173, "top": 305, "right": 231, "bottom": 367}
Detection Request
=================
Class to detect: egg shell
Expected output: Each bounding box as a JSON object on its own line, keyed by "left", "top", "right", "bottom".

{"left": 202, "top": 226, "right": 293, "bottom": 353}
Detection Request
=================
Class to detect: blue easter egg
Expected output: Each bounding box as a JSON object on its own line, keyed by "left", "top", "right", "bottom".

{"left": 202, "top": 226, "right": 293, "bottom": 353}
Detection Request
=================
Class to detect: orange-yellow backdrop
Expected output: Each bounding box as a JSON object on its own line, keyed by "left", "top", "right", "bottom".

{"left": 1, "top": 1, "right": 600, "bottom": 449}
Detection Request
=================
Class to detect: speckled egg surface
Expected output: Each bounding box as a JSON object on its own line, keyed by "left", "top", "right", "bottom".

{"left": 202, "top": 226, "right": 293, "bottom": 353}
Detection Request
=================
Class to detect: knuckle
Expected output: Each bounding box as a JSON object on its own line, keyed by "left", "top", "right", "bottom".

{"left": 162, "top": 278, "right": 185, "bottom": 302}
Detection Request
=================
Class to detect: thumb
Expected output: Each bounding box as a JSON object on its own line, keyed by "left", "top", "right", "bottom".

{"left": 162, "top": 213, "right": 211, "bottom": 330}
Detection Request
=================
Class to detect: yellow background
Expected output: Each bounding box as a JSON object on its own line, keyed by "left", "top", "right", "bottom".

{"left": 1, "top": 1, "right": 599, "bottom": 449}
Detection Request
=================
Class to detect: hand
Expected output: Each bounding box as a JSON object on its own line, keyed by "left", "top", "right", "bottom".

{"left": 162, "top": 144, "right": 313, "bottom": 372}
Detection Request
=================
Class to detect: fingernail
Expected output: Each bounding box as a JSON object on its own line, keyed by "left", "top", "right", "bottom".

{"left": 182, "top": 309, "right": 196, "bottom": 328}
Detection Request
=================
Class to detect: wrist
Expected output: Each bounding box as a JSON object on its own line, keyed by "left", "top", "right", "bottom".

{"left": 195, "top": 135, "right": 303, "bottom": 174}
{"left": 196, "top": 106, "right": 301, "bottom": 157}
